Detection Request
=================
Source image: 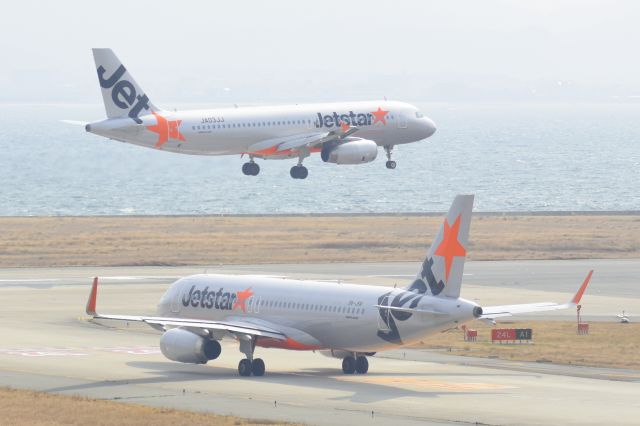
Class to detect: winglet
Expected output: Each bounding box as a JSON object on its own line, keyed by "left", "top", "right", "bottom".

{"left": 571, "top": 270, "right": 593, "bottom": 305}
{"left": 86, "top": 277, "right": 98, "bottom": 316}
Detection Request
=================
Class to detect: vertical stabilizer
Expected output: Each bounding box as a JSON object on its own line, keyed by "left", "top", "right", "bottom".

{"left": 91, "top": 48, "right": 159, "bottom": 123}
{"left": 407, "top": 195, "right": 474, "bottom": 298}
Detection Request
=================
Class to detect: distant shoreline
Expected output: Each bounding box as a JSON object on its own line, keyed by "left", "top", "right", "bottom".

{"left": 2, "top": 211, "right": 640, "bottom": 219}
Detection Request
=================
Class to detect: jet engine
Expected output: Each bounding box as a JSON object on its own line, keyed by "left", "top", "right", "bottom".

{"left": 159, "top": 328, "right": 221, "bottom": 364}
{"left": 321, "top": 139, "right": 378, "bottom": 164}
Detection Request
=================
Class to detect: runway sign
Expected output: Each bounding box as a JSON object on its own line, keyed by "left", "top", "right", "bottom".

{"left": 491, "top": 328, "right": 532, "bottom": 343}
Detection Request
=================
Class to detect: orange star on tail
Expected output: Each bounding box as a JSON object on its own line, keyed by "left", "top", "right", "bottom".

{"left": 434, "top": 215, "right": 466, "bottom": 282}
{"left": 146, "top": 112, "right": 185, "bottom": 148}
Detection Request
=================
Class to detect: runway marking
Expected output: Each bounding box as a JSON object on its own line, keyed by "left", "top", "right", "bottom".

{"left": 337, "top": 376, "right": 513, "bottom": 391}
{"left": 96, "top": 276, "right": 181, "bottom": 281}
{"left": 0, "top": 348, "right": 88, "bottom": 357}
{"left": 97, "top": 346, "right": 161, "bottom": 355}
{"left": 0, "top": 346, "right": 160, "bottom": 357}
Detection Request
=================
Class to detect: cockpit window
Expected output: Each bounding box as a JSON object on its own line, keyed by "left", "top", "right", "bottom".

{"left": 415, "top": 111, "right": 424, "bottom": 118}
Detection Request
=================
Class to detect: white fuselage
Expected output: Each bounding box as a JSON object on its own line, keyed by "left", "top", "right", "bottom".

{"left": 157, "top": 274, "right": 479, "bottom": 352}
{"left": 87, "top": 100, "right": 436, "bottom": 157}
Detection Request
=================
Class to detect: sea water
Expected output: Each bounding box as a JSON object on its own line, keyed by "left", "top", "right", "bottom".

{"left": 0, "top": 102, "right": 638, "bottom": 215}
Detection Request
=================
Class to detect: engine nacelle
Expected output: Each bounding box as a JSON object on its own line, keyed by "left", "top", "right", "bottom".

{"left": 321, "top": 139, "right": 378, "bottom": 164}
{"left": 159, "top": 328, "right": 221, "bottom": 364}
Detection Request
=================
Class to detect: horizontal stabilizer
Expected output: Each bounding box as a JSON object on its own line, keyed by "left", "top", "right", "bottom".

{"left": 373, "top": 304, "right": 448, "bottom": 316}
{"left": 481, "top": 270, "right": 593, "bottom": 319}
{"left": 60, "top": 120, "right": 89, "bottom": 126}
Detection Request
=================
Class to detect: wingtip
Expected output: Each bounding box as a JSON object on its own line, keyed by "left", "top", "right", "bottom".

{"left": 86, "top": 277, "right": 98, "bottom": 316}
{"left": 571, "top": 270, "right": 593, "bottom": 305}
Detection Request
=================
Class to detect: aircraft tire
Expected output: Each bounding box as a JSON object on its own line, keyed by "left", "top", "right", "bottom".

{"left": 342, "top": 356, "right": 356, "bottom": 374}
{"left": 251, "top": 358, "right": 265, "bottom": 376}
{"left": 238, "top": 358, "right": 252, "bottom": 376}
{"left": 290, "top": 165, "right": 308, "bottom": 179}
{"left": 242, "top": 162, "right": 260, "bottom": 176}
{"left": 385, "top": 160, "right": 396, "bottom": 169}
{"left": 355, "top": 356, "right": 369, "bottom": 374}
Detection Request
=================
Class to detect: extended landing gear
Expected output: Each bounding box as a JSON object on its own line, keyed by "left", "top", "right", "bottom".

{"left": 290, "top": 151, "right": 310, "bottom": 179}
{"left": 290, "top": 165, "right": 308, "bottom": 179}
{"left": 384, "top": 145, "right": 396, "bottom": 169}
{"left": 342, "top": 355, "right": 369, "bottom": 374}
{"left": 237, "top": 335, "right": 265, "bottom": 377}
{"left": 238, "top": 357, "right": 265, "bottom": 377}
{"left": 242, "top": 160, "right": 260, "bottom": 176}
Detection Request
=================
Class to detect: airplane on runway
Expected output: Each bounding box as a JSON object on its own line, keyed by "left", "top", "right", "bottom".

{"left": 85, "top": 195, "right": 593, "bottom": 377}
{"left": 79, "top": 48, "right": 437, "bottom": 179}
{"left": 616, "top": 311, "right": 634, "bottom": 323}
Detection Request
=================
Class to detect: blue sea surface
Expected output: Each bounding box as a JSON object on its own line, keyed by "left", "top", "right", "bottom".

{"left": 0, "top": 102, "right": 638, "bottom": 215}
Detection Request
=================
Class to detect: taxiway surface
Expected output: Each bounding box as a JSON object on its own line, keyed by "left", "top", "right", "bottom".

{"left": 0, "top": 260, "right": 638, "bottom": 425}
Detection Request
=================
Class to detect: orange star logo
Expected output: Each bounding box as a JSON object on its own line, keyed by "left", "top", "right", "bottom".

{"left": 146, "top": 112, "right": 186, "bottom": 148}
{"left": 339, "top": 120, "right": 350, "bottom": 132}
{"left": 370, "top": 107, "right": 389, "bottom": 125}
{"left": 234, "top": 287, "right": 254, "bottom": 312}
{"left": 433, "top": 215, "right": 466, "bottom": 282}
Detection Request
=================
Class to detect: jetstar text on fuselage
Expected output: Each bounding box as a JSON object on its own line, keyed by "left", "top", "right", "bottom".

{"left": 315, "top": 111, "right": 374, "bottom": 128}
{"left": 182, "top": 285, "right": 241, "bottom": 311}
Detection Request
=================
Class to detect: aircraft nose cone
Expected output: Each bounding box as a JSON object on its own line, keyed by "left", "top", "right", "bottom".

{"left": 423, "top": 117, "right": 437, "bottom": 138}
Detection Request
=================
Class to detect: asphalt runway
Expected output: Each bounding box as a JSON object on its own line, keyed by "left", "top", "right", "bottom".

{"left": 0, "top": 259, "right": 639, "bottom": 425}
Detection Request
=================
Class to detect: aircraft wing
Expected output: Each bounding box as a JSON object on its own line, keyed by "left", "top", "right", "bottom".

{"left": 246, "top": 125, "right": 359, "bottom": 157}
{"left": 480, "top": 270, "right": 593, "bottom": 319}
{"left": 85, "top": 278, "right": 286, "bottom": 340}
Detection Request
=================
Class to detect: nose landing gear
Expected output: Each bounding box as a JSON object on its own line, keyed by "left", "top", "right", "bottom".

{"left": 384, "top": 145, "right": 396, "bottom": 169}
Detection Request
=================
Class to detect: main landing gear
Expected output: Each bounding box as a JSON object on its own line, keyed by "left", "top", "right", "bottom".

{"left": 384, "top": 145, "right": 396, "bottom": 169}
{"left": 342, "top": 354, "right": 369, "bottom": 374}
{"left": 290, "top": 153, "right": 309, "bottom": 179}
{"left": 242, "top": 160, "right": 260, "bottom": 176}
{"left": 238, "top": 357, "right": 265, "bottom": 377}
{"left": 290, "top": 165, "right": 308, "bottom": 179}
{"left": 237, "top": 335, "right": 265, "bottom": 377}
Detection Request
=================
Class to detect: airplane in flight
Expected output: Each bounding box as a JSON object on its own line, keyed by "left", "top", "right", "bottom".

{"left": 85, "top": 195, "right": 593, "bottom": 377}
{"left": 81, "top": 48, "right": 436, "bottom": 179}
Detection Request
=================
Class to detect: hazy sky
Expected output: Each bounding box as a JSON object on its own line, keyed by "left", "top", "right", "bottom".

{"left": 2, "top": 0, "right": 639, "bottom": 103}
